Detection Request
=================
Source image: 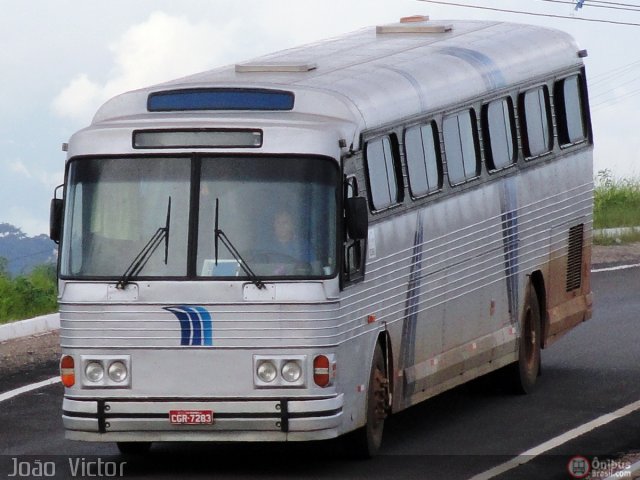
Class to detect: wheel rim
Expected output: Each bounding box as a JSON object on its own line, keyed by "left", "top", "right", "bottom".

{"left": 366, "top": 348, "right": 387, "bottom": 452}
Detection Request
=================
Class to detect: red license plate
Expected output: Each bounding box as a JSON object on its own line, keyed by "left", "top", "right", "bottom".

{"left": 169, "top": 410, "right": 214, "bottom": 425}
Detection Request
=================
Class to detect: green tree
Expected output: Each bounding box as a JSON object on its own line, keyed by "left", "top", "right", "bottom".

{"left": 0, "top": 256, "right": 8, "bottom": 278}
{"left": 0, "top": 263, "right": 58, "bottom": 324}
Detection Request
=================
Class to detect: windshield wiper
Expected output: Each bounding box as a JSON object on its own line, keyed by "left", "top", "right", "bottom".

{"left": 214, "top": 198, "right": 265, "bottom": 290}
{"left": 117, "top": 197, "right": 171, "bottom": 289}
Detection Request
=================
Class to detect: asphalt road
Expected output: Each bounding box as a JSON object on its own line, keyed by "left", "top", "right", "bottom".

{"left": 1, "top": 267, "right": 639, "bottom": 479}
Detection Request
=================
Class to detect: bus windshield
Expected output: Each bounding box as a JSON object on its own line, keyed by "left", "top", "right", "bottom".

{"left": 60, "top": 156, "right": 339, "bottom": 280}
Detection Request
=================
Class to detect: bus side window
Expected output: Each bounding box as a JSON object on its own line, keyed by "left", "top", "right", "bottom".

{"left": 482, "top": 97, "right": 517, "bottom": 171}
{"left": 365, "top": 135, "right": 402, "bottom": 211}
{"left": 555, "top": 75, "right": 587, "bottom": 146}
{"left": 520, "top": 86, "right": 553, "bottom": 158}
{"left": 405, "top": 121, "right": 443, "bottom": 197}
{"left": 443, "top": 109, "right": 480, "bottom": 185}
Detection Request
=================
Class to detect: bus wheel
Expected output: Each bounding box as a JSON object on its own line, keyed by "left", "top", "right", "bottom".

{"left": 510, "top": 285, "right": 542, "bottom": 394}
{"left": 116, "top": 442, "right": 152, "bottom": 455}
{"left": 352, "top": 342, "right": 388, "bottom": 458}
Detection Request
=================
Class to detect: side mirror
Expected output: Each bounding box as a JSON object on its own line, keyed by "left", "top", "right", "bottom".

{"left": 50, "top": 185, "right": 64, "bottom": 244}
{"left": 345, "top": 197, "right": 368, "bottom": 240}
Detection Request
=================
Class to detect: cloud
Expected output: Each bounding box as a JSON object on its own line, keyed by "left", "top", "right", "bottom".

{"left": 52, "top": 74, "right": 103, "bottom": 121}
{"left": 51, "top": 11, "right": 235, "bottom": 123}
{"left": 50, "top": 3, "right": 425, "bottom": 124}
{"left": 4, "top": 205, "right": 50, "bottom": 238}
{"left": 8, "top": 160, "right": 32, "bottom": 179}
{"left": 4, "top": 158, "right": 62, "bottom": 189}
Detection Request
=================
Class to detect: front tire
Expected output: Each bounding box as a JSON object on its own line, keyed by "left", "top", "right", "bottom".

{"left": 351, "top": 342, "right": 388, "bottom": 458}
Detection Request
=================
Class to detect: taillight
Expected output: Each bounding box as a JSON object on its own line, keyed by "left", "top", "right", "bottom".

{"left": 60, "top": 355, "right": 75, "bottom": 387}
{"left": 313, "top": 355, "right": 331, "bottom": 387}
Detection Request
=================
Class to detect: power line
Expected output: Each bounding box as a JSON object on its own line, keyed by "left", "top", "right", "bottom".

{"left": 586, "top": 1, "right": 640, "bottom": 8}
{"left": 590, "top": 74, "right": 640, "bottom": 101}
{"left": 591, "top": 85, "right": 640, "bottom": 110}
{"left": 537, "top": 0, "right": 640, "bottom": 12}
{"left": 416, "top": 0, "right": 640, "bottom": 26}
{"left": 589, "top": 58, "right": 640, "bottom": 86}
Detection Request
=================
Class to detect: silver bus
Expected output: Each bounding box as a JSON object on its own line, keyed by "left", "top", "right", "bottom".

{"left": 51, "top": 16, "right": 593, "bottom": 456}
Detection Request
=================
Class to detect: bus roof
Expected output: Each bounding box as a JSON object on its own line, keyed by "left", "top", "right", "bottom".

{"left": 92, "top": 18, "right": 585, "bottom": 144}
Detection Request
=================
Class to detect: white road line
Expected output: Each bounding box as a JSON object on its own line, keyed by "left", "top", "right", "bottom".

{"left": 592, "top": 263, "right": 640, "bottom": 273}
{"left": 470, "top": 398, "right": 640, "bottom": 480}
{"left": 0, "top": 377, "right": 60, "bottom": 404}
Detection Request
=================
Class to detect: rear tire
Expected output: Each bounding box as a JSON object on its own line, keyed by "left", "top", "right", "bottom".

{"left": 350, "top": 342, "right": 388, "bottom": 458}
{"left": 509, "top": 285, "right": 542, "bottom": 394}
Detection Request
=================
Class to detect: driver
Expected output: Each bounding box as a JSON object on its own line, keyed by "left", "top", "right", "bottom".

{"left": 271, "top": 211, "right": 312, "bottom": 273}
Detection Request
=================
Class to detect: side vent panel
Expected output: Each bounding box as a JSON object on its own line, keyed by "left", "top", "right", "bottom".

{"left": 566, "top": 224, "right": 584, "bottom": 292}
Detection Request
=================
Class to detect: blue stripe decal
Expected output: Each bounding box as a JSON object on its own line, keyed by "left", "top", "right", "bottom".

{"left": 183, "top": 306, "right": 203, "bottom": 346}
{"left": 194, "top": 306, "right": 213, "bottom": 346}
{"left": 399, "top": 213, "right": 425, "bottom": 401}
{"left": 500, "top": 178, "right": 520, "bottom": 325}
{"left": 164, "top": 307, "right": 192, "bottom": 346}
{"left": 164, "top": 306, "right": 213, "bottom": 346}
{"left": 437, "top": 47, "right": 506, "bottom": 90}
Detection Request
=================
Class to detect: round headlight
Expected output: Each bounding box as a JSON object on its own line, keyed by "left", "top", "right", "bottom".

{"left": 257, "top": 361, "right": 277, "bottom": 383}
{"left": 108, "top": 361, "right": 128, "bottom": 382}
{"left": 281, "top": 361, "right": 302, "bottom": 383}
{"left": 85, "top": 362, "right": 104, "bottom": 382}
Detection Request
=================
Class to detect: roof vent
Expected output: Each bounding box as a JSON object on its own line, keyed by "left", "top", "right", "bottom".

{"left": 401, "top": 15, "right": 430, "bottom": 23}
{"left": 235, "top": 62, "right": 317, "bottom": 73}
{"left": 377, "top": 16, "right": 453, "bottom": 34}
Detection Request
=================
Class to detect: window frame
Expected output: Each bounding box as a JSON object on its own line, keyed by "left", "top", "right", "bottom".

{"left": 555, "top": 74, "right": 588, "bottom": 147}
{"left": 443, "top": 108, "right": 481, "bottom": 186}
{"left": 481, "top": 97, "right": 517, "bottom": 172}
{"left": 364, "top": 134, "right": 404, "bottom": 212}
{"left": 519, "top": 85, "right": 554, "bottom": 160}
{"left": 404, "top": 120, "right": 444, "bottom": 199}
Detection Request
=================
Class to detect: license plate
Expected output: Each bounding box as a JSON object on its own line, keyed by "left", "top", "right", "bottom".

{"left": 169, "top": 410, "right": 214, "bottom": 425}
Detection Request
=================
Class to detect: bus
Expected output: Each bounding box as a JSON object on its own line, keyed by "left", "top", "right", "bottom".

{"left": 51, "top": 16, "right": 593, "bottom": 457}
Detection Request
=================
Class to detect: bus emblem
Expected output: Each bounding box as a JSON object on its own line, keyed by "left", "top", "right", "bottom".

{"left": 164, "top": 306, "right": 213, "bottom": 346}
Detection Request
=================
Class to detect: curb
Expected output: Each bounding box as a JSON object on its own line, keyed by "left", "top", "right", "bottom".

{"left": 0, "top": 313, "right": 60, "bottom": 343}
{"left": 594, "top": 227, "right": 640, "bottom": 239}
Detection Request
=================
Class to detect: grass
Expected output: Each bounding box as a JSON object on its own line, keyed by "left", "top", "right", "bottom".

{"left": 593, "top": 170, "right": 640, "bottom": 245}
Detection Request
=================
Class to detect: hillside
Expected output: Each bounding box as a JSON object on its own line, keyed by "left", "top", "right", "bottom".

{"left": 0, "top": 223, "right": 57, "bottom": 276}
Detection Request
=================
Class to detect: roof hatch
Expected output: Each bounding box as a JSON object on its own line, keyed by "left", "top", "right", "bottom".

{"left": 235, "top": 62, "right": 317, "bottom": 73}
{"left": 376, "top": 15, "right": 453, "bottom": 34}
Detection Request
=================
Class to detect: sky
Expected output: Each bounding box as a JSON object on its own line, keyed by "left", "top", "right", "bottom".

{"left": 2, "top": 0, "right": 639, "bottom": 236}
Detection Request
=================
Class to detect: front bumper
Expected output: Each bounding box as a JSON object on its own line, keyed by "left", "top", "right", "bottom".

{"left": 63, "top": 394, "right": 344, "bottom": 442}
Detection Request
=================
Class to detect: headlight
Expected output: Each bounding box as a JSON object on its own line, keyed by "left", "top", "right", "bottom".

{"left": 80, "top": 355, "right": 131, "bottom": 388}
{"left": 281, "top": 361, "right": 302, "bottom": 383}
{"left": 257, "top": 361, "right": 277, "bottom": 383}
{"left": 85, "top": 362, "right": 104, "bottom": 382}
{"left": 108, "top": 361, "right": 128, "bottom": 382}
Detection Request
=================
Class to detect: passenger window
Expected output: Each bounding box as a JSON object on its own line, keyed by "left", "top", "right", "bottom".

{"left": 365, "top": 135, "right": 401, "bottom": 210}
{"left": 443, "top": 109, "right": 480, "bottom": 185}
{"left": 520, "top": 86, "right": 552, "bottom": 158}
{"left": 556, "top": 75, "right": 587, "bottom": 145}
{"left": 404, "top": 121, "right": 442, "bottom": 197}
{"left": 482, "top": 98, "right": 516, "bottom": 171}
